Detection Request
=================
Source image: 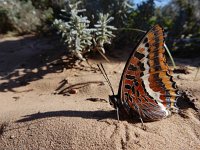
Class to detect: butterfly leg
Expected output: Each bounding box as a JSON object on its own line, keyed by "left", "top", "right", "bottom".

{"left": 116, "top": 107, "right": 120, "bottom": 122}
{"left": 139, "top": 117, "right": 146, "bottom": 130}
{"left": 137, "top": 108, "right": 146, "bottom": 130}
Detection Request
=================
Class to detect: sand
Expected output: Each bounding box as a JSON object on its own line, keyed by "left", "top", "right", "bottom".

{"left": 0, "top": 35, "right": 200, "bottom": 150}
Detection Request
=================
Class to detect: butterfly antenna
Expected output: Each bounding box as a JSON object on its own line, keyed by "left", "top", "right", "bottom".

{"left": 97, "top": 63, "right": 120, "bottom": 122}
{"left": 97, "top": 63, "right": 115, "bottom": 95}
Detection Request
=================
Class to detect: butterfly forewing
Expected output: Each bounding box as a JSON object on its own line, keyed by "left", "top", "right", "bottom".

{"left": 119, "top": 25, "right": 180, "bottom": 120}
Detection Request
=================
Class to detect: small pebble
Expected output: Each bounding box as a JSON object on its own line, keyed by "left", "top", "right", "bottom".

{"left": 68, "top": 89, "right": 78, "bottom": 94}
{"left": 10, "top": 135, "right": 14, "bottom": 139}
{"left": 135, "top": 132, "right": 140, "bottom": 138}
{"left": 74, "top": 74, "right": 79, "bottom": 77}
{"left": 13, "top": 96, "right": 20, "bottom": 101}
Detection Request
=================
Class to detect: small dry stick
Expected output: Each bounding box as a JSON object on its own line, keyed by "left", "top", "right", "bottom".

{"left": 194, "top": 67, "right": 200, "bottom": 81}
{"left": 98, "top": 50, "right": 110, "bottom": 62}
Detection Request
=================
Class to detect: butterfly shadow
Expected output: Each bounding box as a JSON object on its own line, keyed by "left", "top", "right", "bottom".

{"left": 15, "top": 109, "right": 144, "bottom": 125}
{"left": 16, "top": 110, "right": 119, "bottom": 123}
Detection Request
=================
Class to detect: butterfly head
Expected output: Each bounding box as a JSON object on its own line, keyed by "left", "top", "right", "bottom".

{"left": 109, "top": 95, "right": 119, "bottom": 109}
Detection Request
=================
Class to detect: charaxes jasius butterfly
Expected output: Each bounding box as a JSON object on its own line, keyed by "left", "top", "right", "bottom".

{"left": 98, "top": 24, "right": 181, "bottom": 123}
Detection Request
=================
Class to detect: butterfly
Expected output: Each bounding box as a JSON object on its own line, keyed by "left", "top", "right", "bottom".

{"left": 98, "top": 24, "right": 181, "bottom": 122}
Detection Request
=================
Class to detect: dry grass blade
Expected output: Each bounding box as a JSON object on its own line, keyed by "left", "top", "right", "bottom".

{"left": 86, "top": 98, "right": 107, "bottom": 102}
{"left": 164, "top": 44, "right": 176, "bottom": 68}
{"left": 53, "top": 79, "right": 68, "bottom": 94}
{"left": 55, "top": 81, "right": 104, "bottom": 95}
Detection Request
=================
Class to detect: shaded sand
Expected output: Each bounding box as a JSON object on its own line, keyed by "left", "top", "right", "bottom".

{"left": 0, "top": 35, "right": 200, "bottom": 150}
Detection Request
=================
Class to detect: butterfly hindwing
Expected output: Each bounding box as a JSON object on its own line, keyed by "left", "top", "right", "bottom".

{"left": 119, "top": 25, "right": 180, "bottom": 120}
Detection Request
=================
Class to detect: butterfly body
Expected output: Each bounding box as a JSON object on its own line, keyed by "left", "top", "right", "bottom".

{"left": 110, "top": 25, "right": 180, "bottom": 121}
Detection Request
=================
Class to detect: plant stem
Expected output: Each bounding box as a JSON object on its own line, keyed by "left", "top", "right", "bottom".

{"left": 164, "top": 44, "right": 176, "bottom": 68}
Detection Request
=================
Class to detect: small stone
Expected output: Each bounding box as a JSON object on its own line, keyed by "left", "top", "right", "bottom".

{"left": 74, "top": 74, "right": 79, "bottom": 77}
{"left": 68, "top": 89, "right": 78, "bottom": 94}
{"left": 52, "top": 91, "right": 57, "bottom": 95}
{"left": 13, "top": 96, "right": 20, "bottom": 101}
{"left": 10, "top": 135, "right": 14, "bottom": 139}
{"left": 135, "top": 132, "right": 140, "bottom": 138}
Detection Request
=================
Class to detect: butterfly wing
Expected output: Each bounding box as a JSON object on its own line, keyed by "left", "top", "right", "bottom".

{"left": 118, "top": 25, "right": 180, "bottom": 121}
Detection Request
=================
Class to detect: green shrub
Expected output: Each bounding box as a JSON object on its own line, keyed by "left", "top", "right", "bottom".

{"left": 0, "top": 0, "right": 53, "bottom": 34}
{"left": 0, "top": 8, "right": 13, "bottom": 33}
{"left": 93, "top": 13, "right": 116, "bottom": 53}
{"left": 53, "top": 1, "right": 116, "bottom": 60}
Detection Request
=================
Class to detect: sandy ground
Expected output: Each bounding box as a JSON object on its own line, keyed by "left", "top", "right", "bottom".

{"left": 0, "top": 35, "right": 200, "bottom": 150}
